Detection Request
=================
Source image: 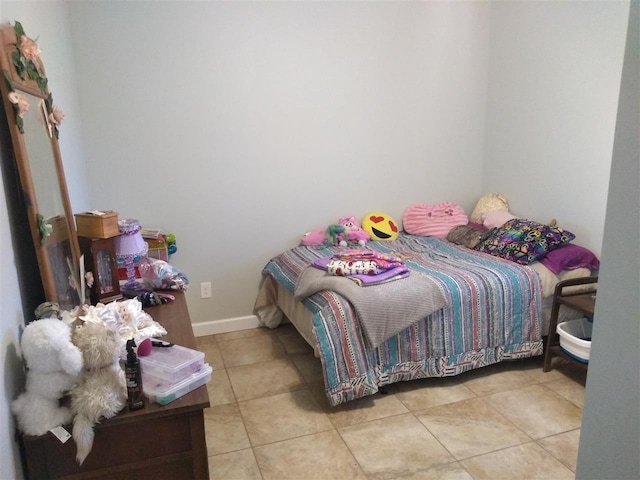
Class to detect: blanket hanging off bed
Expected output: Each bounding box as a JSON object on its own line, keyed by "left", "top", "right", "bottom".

{"left": 294, "top": 266, "right": 447, "bottom": 348}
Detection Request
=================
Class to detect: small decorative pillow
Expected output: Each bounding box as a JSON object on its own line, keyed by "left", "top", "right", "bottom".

{"left": 482, "top": 209, "right": 516, "bottom": 229}
{"left": 470, "top": 193, "right": 509, "bottom": 224}
{"left": 447, "top": 225, "right": 493, "bottom": 249}
{"left": 403, "top": 202, "right": 468, "bottom": 239}
{"left": 474, "top": 218, "right": 575, "bottom": 265}
{"left": 362, "top": 212, "right": 400, "bottom": 241}
{"left": 539, "top": 243, "right": 600, "bottom": 274}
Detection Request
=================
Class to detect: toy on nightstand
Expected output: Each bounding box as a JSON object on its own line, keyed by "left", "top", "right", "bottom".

{"left": 12, "top": 318, "right": 84, "bottom": 436}
{"left": 70, "top": 322, "right": 127, "bottom": 464}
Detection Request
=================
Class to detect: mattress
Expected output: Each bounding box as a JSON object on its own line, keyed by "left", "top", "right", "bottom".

{"left": 255, "top": 234, "right": 566, "bottom": 406}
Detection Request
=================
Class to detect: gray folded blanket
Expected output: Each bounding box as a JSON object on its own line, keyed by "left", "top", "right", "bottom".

{"left": 294, "top": 267, "right": 447, "bottom": 348}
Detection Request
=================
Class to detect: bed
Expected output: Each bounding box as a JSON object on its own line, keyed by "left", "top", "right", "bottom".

{"left": 254, "top": 232, "right": 593, "bottom": 407}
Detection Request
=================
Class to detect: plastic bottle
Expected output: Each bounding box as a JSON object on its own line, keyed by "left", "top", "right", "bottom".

{"left": 125, "top": 339, "right": 145, "bottom": 410}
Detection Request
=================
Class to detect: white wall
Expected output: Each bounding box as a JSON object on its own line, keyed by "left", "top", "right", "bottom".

{"left": 0, "top": 2, "right": 90, "bottom": 478}
{"left": 577, "top": 1, "right": 639, "bottom": 477}
{"left": 67, "top": 1, "right": 491, "bottom": 325}
{"left": 0, "top": 2, "right": 631, "bottom": 478}
{"left": 484, "top": 1, "right": 629, "bottom": 253}
{"left": 0, "top": 163, "right": 26, "bottom": 480}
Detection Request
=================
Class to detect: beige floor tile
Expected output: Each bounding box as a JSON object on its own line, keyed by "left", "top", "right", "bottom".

{"left": 538, "top": 428, "right": 581, "bottom": 472}
{"left": 214, "top": 327, "right": 269, "bottom": 342}
{"left": 290, "top": 352, "right": 325, "bottom": 384}
{"left": 544, "top": 376, "right": 586, "bottom": 408}
{"left": 461, "top": 442, "right": 575, "bottom": 479}
{"left": 416, "top": 397, "right": 530, "bottom": 459}
{"left": 239, "top": 389, "right": 334, "bottom": 446}
{"left": 227, "top": 357, "right": 306, "bottom": 401}
{"left": 275, "top": 328, "right": 315, "bottom": 354}
{"left": 254, "top": 430, "right": 366, "bottom": 480}
{"left": 323, "top": 390, "right": 409, "bottom": 429}
{"left": 307, "top": 380, "right": 334, "bottom": 407}
{"left": 198, "top": 340, "right": 225, "bottom": 370}
{"left": 218, "top": 333, "right": 287, "bottom": 368}
{"left": 484, "top": 384, "right": 582, "bottom": 439}
{"left": 196, "top": 334, "right": 217, "bottom": 347}
{"left": 206, "top": 369, "right": 236, "bottom": 406}
{"left": 388, "top": 462, "right": 474, "bottom": 480}
{"left": 204, "top": 403, "right": 250, "bottom": 456}
{"left": 339, "top": 413, "right": 454, "bottom": 479}
{"left": 463, "top": 367, "right": 534, "bottom": 396}
{"left": 518, "top": 356, "right": 569, "bottom": 384}
{"left": 395, "top": 377, "right": 477, "bottom": 411}
{"left": 208, "top": 448, "right": 262, "bottom": 480}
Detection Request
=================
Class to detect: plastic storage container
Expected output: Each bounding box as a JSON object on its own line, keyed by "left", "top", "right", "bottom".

{"left": 139, "top": 344, "right": 205, "bottom": 383}
{"left": 557, "top": 318, "right": 593, "bottom": 363}
{"left": 142, "top": 363, "right": 212, "bottom": 405}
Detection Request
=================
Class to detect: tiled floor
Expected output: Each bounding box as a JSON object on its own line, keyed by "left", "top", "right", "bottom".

{"left": 196, "top": 324, "right": 587, "bottom": 480}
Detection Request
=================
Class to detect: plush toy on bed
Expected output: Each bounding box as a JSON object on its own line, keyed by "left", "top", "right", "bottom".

{"left": 470, "top": 193, "right": 510, "bottom": 224}
{"left": 12, "top": 318, "right": 84, "bottom": 436}
{"left": 301, "top": 216, "right": 370, "bottom": 247}
{"left": 337, "top": 216, "right": 370, "bottom": 246}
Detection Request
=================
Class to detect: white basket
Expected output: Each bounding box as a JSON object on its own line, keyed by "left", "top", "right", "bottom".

{"left": 557, "top": 318, "right": 592, "bottom": 363}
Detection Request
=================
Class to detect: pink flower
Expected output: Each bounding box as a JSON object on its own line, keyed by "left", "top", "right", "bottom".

{"left": 49, "top": 105, "right": 64, "bottom": 126}
{"left": 8, "top": 91, "right": 30, "bottom": 117}
{"left": 19, "top": 35, "right": 41, "bottom": 62}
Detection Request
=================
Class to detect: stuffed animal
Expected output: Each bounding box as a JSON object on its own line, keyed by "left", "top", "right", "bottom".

{"left": 337, "top": 216, "right": 370, "bottom": 246}
{"left": 470, "top": 193, "right": 510, "bottom": 224}
{"left": 70, "top": 322, "right": 127, "bottom": 464}
{"left": 12, "top": 318, "right": 84, "bottom": 436}
{"left": 300, "top": 216, "right": 370, "bottom": 247}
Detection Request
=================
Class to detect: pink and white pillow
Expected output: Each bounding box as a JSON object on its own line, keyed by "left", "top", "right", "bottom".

{"left": 403, "top": 202, "right": 468, "bottom": 239}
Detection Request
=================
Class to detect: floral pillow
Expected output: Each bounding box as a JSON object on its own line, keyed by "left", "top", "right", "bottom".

{"left": 474, "top": 218, "right": 575, "bottom": 265}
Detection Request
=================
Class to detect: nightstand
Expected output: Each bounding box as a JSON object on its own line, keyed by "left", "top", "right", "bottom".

{"left": 543, "top": 276, "right": 597, "bottom": 372}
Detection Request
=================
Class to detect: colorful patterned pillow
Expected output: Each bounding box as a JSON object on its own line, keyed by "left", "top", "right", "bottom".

{"left": 474, "top": 218, "right": 575, "bottom": 265}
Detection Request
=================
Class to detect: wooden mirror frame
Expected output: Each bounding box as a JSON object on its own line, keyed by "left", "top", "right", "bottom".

{"left": 0, "top": 21, "right": 82, "bottom": 310}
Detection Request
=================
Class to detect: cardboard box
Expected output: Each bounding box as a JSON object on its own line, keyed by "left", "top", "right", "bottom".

{"left": 147, "top": 236, "right": 169, "bottom": 261}
{"left": 75, "top": 211, "right": 119, "bottom": 238}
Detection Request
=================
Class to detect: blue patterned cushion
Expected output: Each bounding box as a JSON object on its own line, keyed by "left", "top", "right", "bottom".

{"left": 474, "top": 218, "right": 575, "bottom": 265}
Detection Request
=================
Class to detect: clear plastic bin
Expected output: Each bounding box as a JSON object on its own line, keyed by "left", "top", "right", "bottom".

{"left": 142, "top": 363, "right": 212, "bottom": 405}
{"left": 139, "top": 343, "right": 205, "bottom": 383}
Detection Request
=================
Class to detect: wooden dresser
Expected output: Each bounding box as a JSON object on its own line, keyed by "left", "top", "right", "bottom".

{"left": 20, "top": 292, "right": 210, "bottom": 480}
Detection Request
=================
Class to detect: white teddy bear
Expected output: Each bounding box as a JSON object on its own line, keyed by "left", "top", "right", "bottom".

{"left": 12, "top": 318, "right": 84, "bottom": 436}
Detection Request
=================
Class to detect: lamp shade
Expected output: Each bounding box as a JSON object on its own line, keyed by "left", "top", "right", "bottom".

{"left": 115, "top": 219, "right": 148, "bottom": 293}
{"left": 115, "top": 219, "right": 148, "bottom": 258}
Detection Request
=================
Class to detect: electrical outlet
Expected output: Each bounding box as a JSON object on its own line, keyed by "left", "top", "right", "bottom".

{"left": 200, "top": 282, "right": 212, "bottom": 299}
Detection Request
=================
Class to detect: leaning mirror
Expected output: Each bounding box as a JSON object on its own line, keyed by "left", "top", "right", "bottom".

{"left": 0, "top": 21, "right": 81, "bottom": 310}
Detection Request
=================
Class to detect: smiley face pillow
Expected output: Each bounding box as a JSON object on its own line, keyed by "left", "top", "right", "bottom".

{"left": 362, "top": 212, "right": 400, "bottom": 241}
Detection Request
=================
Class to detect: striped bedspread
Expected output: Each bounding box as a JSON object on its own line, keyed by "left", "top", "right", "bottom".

{"left": 262, "top": 233, "right": 543, "bottom": 407}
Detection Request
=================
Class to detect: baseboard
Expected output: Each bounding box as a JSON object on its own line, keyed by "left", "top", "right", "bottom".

{"left": 192, "top": 315, "right": 261, "bottom": 337}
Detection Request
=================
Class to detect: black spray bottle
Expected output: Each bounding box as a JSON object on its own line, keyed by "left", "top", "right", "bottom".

{"left": 125, "top": 339, "right": 145, "bottom": 410}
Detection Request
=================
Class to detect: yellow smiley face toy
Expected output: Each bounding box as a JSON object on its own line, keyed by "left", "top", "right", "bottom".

{"left": 362, "top": 212, "right": 400, "bottom": 241}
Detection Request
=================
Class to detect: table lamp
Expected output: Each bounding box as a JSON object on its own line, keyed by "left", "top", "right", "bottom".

{"left": 115, "top": 219, "right": 148, "bottom": 293}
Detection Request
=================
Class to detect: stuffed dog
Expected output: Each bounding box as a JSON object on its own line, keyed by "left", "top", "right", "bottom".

{"left": 12, "top": 318, "right": 83, "bottom": 436}
{"left": 70, "top": 322, "right": 127, "bottom": 464}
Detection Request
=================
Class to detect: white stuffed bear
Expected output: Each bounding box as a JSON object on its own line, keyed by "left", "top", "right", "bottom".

{"left": 12, "top": 318, "right": 83, "bottom": 436}
{"left": 70, "top": 322, "right": 127, "bottom": 465}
